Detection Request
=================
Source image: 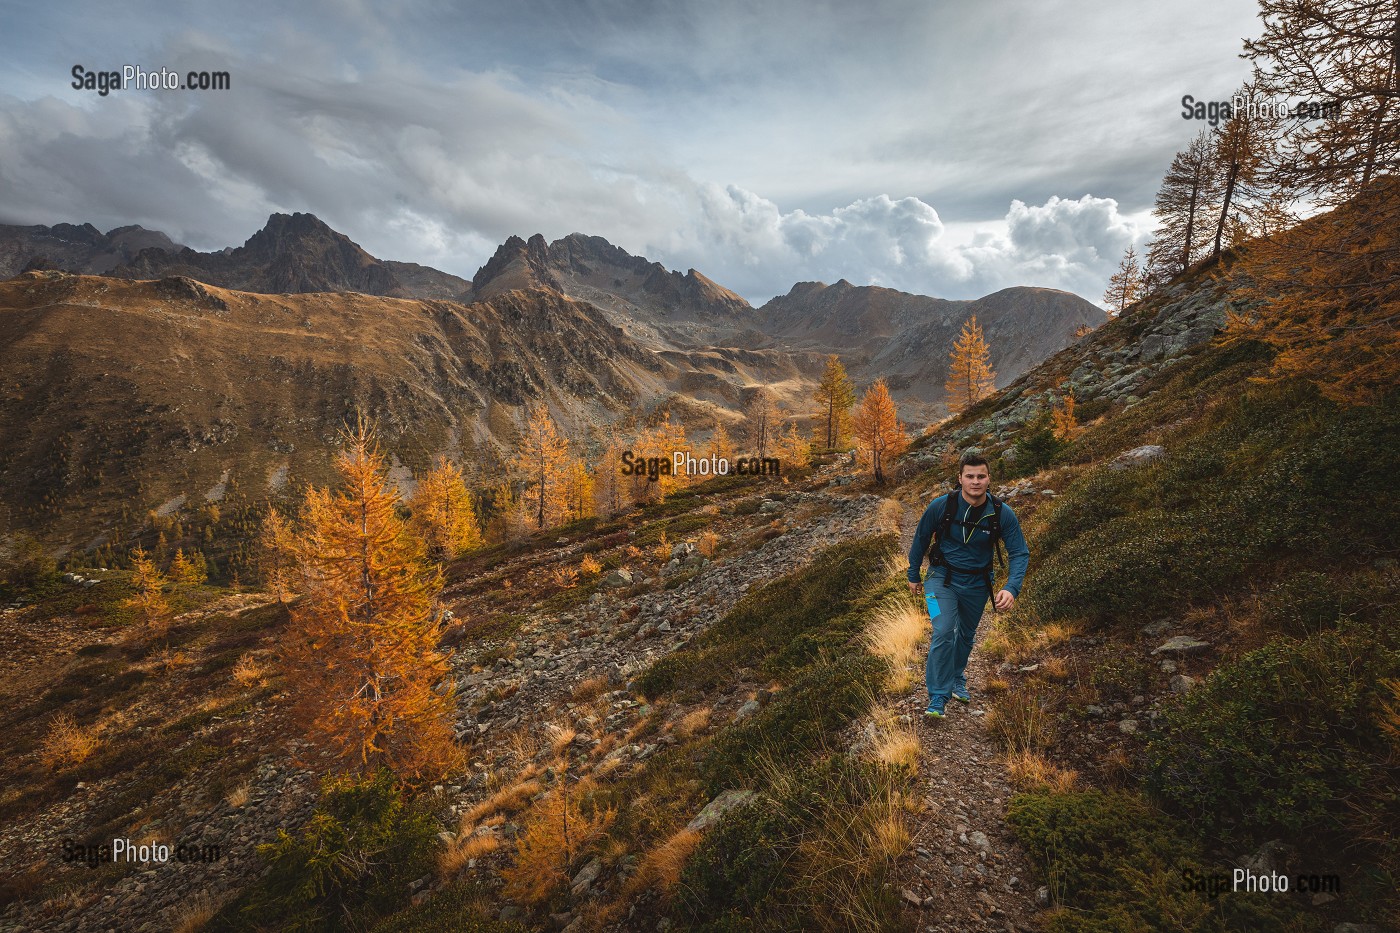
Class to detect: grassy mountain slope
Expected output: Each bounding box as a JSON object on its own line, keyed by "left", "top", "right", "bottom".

{"left": 895, "top": 234, "right": 1399, "bottom": 929}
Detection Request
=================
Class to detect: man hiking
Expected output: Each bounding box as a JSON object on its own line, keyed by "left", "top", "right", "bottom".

{"left": 907, "top": 452, "right": 1030, "bottom": 718}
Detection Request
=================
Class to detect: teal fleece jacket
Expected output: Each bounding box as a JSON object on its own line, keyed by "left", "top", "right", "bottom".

{"left": 906, "top": 491, "right": 1030, "bottom": 596}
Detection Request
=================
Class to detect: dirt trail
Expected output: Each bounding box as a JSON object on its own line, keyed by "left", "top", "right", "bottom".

{"left": 890, "top": 502, "right": 1043, "bottom": 933}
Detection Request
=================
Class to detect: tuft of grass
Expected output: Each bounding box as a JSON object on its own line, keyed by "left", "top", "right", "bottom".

{"left": 985, "top": 686, "right": 1056, "bottom": 755}
{"left": 172, "top": 892, "right": 224, "bottom": 933}
{"left": 862, "top": 599, "right": 926, "bottom": 693}
{"left": 621, "top": 827, "right": 704, "bottom": 898}
{"left": 437, "top": 828, "right": 503, "bottom": 878}
{"left": 1005, "top": 750, "right": 1078, "bottom": 794}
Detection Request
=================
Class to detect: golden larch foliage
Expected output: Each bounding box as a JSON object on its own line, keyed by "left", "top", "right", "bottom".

{"left": 125, "top": 545, "right": 173, "bottom": 633}
{"left": 408, "top": 455, "right": 482, "bottom": 561}
{"left": 852, "top": 379, "right": 909, "bottom": 485}
{"left": 812, "top": 354, "right": 856, "bottom": 449}
{"left": 1051, "top": 389, "right": 1081, "bottom": 442}
{"left": 518, "top": 404, "right": 571, "bottom": 530}
{"left": 500, "top": 769, "right": 617, "bottom": 904}
{"left": 772, "top": 421, "right": 811, "bottom": 469}
{"left": 593, "top": 430, "right": 630, "bottom": 518}
{"left": 1228, "top": 177, "right": 1400, "bottom": 405}
{"left": 705, "top": 421, "right": 736, "bottom": 465}
{"left": 561, "top": 459, "right": 596, "bottom": 524}
{"left": 281, "top": 420, "right": 463, "bottom": 783}
{"left": 631, "top": 414, "right": 689, "bottom": 504}
{"left": 258, "top": 505, "right": 300, "bottom": 604}
{"left": 944, "top": 315, "right": 997, "bottom": 417}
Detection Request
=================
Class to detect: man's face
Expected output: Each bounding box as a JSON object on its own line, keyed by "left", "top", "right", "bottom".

{"left": 960, "top": 465, "right": 990, "bottom": 498}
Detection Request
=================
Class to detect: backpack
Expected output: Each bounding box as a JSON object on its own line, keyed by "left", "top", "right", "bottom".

{"left": 925, "top": 489, "right": 1005, "bottom": 597}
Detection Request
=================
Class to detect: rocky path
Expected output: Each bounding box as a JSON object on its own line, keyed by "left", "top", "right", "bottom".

{"left": 889, "top": 503, "right": 1043, "bottom": 933}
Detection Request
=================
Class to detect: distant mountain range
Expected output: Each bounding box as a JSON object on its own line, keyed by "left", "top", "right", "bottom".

{"left": 0, "top": 212, "right": 1103, "bottom": 543}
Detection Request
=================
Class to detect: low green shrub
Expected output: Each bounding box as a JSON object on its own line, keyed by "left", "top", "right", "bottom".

{"left": 368, "top": 878, "right": 530, "bottom": 933}
{"left": 633, "top": 535, "right": 898, "bottom": 699}
{"left": 1090, "top": 653, "right": 1153, "bottom": 702}
{"left": 210, "top": 769, "right": 439, "bottom": 933}
{"left": 700, "top": 651, "right": 886, "bottom": 796}
{"left": 1146, "top": 622, "right": 1400, "bottom": 844}
{"left": 1257, "top": 568, "right": 1399, "bottom": 639}
{"left": 1024, "top": 380, "right": 1400, "bottom": 625}
{"left": 679, "top": 756, "right": 905, "bottom": 933}
{"left": 1008, "top": 788, "right": 1313, "bottom": 932}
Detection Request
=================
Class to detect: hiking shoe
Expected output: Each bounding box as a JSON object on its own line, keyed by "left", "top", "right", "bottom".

{"left": 924, "top": 699, "right": 947, "bottom": 718}
{"left": 952, "top": 687, "right": 971, "bottom": 704}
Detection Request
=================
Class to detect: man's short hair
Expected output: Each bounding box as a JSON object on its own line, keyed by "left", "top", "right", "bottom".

{"left": 959, "top": 452, "right": 990, "bottom": 474}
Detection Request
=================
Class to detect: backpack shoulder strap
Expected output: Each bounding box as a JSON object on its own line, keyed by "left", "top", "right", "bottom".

{"left": 938, "top": 489, "right": 959, "bottom": 539}
{"left": 987, "top": 495, "right": 1006, "bottom": 569}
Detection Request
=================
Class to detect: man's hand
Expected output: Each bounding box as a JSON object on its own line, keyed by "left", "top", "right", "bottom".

{"left": 994, "top": 589, "right": 1015, "bottom": 611}
{"left": 908, "top": 581, "right": 923, "bottom": 596}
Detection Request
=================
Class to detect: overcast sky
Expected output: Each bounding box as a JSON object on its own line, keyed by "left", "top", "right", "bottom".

{"left": 0, "top": 0, "right": 1263, "bottom": 304}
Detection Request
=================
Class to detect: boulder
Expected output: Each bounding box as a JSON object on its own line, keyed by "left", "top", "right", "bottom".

{"left": 1152, "top": 636, "right": 1210, "bottom": 655}
{"left": 685, "top": 789, "right": 756, "bottom": 833}
{"left": 1108, "top": 445, "right": 1167, "bottom": 472}
{"left": 603, "top": 568, "right": 633, "bottom": 588}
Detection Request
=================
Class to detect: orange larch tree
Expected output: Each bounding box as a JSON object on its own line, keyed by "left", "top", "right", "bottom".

{"left": 282, "top": 420, "right": 462, "bottom": 783}
{"left": 944, "top": 315, "right": 997, "bottom": 417}
{"left": 409, "top": 455, "right": 481, "bottom": 561}
{"left": 852, "top": 379, "right": 910, "bottom": 484}
{"left": 125, "top": 545, "right": 172, "bottom": 634}
{"left": 257, "top": 505, "right": 298, "bottom": 605}
{"left": 518, "top": 404, "right": 570, "bottom": 530}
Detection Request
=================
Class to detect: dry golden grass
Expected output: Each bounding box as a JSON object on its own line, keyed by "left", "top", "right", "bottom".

{"left": 231, "top": 653, "right": 266, "bottom": 687}
{"left": 869, "top": 729, "right": 921, "bottom": 770}
{"left": 862, "top": 599, "right": 926, "bottom": 691}
{"left": 545, "top": 722, "right": 578, "bottom": 756}
{"left": 674, "top": 706, "right": 712, "bottom": 739}
{"left": 983, "top": 677, "right": 1011, "bottom": 695}
{"left": 874, "top": 498, "right": 904, "bottom": 534}
{"left": 1098, "top": 748, "right": 1138, "bottom": 788}
{"left": 40, "top": 713, "right": 100, "bottom": 768}
{"left": 863, "top": 705, "right": 920, "bottom": 770}
{"left": 501, "top": 773, "right": 617, "bottom": 904}
{"left": 170, "top": 892, "right": 224, "bottom": 931}
{"left": 765, "top": 747, "right": 912, "bottom": 933}
{"left": 503, "top": 728, "right": 542, "bottom": 767}
{"left": 621, "top": 827, "right": 703, "bottom": 898}
{"left": 1038, "top": 656, "right": 1071, "bottom": 683}
{"left": 1005, "top": 750, "right": 1078, "bottom": 794}
{"left": 224, "top": 780, "right": 252, "bottom": 808}
{"left": 461, "top": 778, "right": 544, "bottom": 825}
{"left": 1036, "top": 621, "right": 1082, "bottom": 650}
{"left": 40, "top": 886, "right": 87, "bottom": 917}
{"left": 571, "top": 675, "right": 608, "bottom": 703}
{"left": 438, "top": 827, "right": 504, "bottom": 876}
{"left": 155, "top": 649, "right": 194, "bottom": 673}
{"left": 985, "top": 687, "right": 1055, "bottom": 754}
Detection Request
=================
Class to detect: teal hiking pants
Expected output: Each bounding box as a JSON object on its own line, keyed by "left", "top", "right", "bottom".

{"left": 923, "top": 569, "right": 990, "bottom": 702}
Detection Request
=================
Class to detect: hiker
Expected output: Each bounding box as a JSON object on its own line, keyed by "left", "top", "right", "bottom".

{"left": 907, "top": 452, "right": 1029, "bottom": 718}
